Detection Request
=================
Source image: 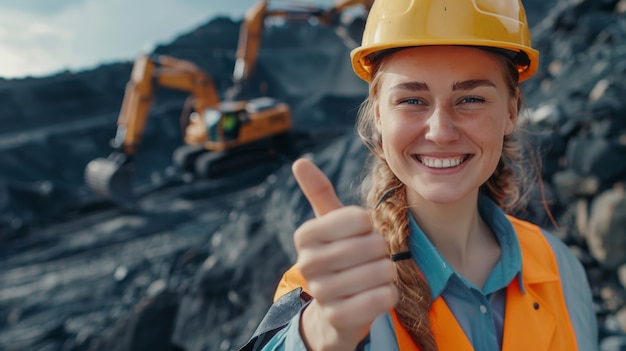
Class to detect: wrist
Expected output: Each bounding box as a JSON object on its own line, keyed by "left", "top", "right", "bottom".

{"left": 299, "top": 301, "right": 363, "bottom": 351}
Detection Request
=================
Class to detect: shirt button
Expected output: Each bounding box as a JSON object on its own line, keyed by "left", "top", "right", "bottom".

{"left": 479, "top": 305, "right": 488, "bottom": 314}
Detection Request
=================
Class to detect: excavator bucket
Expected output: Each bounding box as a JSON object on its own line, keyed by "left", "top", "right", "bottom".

{"left": 84, "top": 152, "right": 136, "bottom": 207}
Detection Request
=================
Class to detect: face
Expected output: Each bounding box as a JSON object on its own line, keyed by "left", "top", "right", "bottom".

{"left": 374, "top": 46, "right": 518, "bottom": 206}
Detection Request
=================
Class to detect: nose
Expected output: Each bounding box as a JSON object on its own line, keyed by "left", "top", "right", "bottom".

{"left": 425, "top": 106, "right": 460, "bottom": 144}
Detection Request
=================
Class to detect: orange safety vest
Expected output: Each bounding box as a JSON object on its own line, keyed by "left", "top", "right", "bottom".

{"left": 273, "top": 216, "right": 578, "bottom": 350}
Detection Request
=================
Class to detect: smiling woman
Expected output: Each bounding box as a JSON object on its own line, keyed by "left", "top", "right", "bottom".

{"left": 374, "top": 46, "right": 518, "bottom": 207}
{"left": 238, "top": 0, "right": 599, "bottom": 350}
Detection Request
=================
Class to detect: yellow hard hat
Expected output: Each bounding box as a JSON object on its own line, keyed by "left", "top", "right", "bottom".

{"left": 351, "top": 0, "right": 540, "bottom": 82}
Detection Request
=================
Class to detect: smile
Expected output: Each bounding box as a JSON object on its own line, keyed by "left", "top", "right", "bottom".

{"left": 416, "top": 155, "right": 469, "bottom": 169}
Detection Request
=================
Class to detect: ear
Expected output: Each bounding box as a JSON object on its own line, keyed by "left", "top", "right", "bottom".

{"left": 505, "top": 88, "right": 519, "bottom": 135}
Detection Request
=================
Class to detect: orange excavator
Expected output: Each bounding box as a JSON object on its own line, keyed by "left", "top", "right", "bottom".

{"left": 84, "top": 53, "right": 292, "bottom": 206}
{"left": 84, "top": 0, "right": 373, "bottom": 206}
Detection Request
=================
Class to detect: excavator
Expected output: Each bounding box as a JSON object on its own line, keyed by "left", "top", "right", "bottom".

{"left": 84, "top": 53, "right": 292, "bottom": 206}
{"left": 84, "top": 0, "right": 373, "bottom": 206}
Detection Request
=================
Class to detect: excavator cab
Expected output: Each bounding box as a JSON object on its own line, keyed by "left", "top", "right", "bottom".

{"left": 182, "top": 96, "right": 290, "bottom": 151}
{"left": 204, "top": 103, "right": 245, "bottom": 144}
{"left": 220, "top": 112, "right": 241, "bottom": 142}
{"left": 176, "top": 96, "right": 291, "bottom": 178}
{"left": 204, "top": 108, "right": 237, "bottom": 143}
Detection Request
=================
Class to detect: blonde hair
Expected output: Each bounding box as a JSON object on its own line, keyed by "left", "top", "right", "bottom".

{"left": 356, "top": 48, "right": 528, "bottom": 350}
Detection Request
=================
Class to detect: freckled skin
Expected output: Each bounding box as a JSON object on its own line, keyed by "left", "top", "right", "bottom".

{"left": 374, "top": 46, "right": 517, "bottom": 207}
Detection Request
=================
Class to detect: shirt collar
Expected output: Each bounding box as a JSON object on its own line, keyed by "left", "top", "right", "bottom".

{"left": 407, "top": 194, "right": 524, "bottom": 299}
{"left": 477, "top": 194, "right": 524, "bottom": 294}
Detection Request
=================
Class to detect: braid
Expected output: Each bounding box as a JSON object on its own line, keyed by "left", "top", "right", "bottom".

{"left": 357, "top": 75, "right": 437, "bottom": 349}
{"left": 365, "top": 157, "right": 438, "bottom": 351}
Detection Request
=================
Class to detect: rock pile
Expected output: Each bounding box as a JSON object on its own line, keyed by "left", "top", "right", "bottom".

{"left": 1, "top": 0, "right": 626, "bottom": 350}
{"left": 519, "top": 0, "right": 626, "bottom": 348}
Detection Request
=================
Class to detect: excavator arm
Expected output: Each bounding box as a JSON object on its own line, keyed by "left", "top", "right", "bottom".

{"left": 85, "top": 54, "right": 220, "bottom": 206}
{"left": 228, "top": 0, "right": 373, "bottom": 99}
{"left": 232, "top": 0, "right": 268, "bottom": 87}
{"left": 114, "top": 54, "right": 220, "bottom": 155}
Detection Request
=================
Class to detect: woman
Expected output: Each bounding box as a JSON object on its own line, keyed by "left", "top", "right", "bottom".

{"left": 239, "top": 0, "right": 598, "bottom": 350}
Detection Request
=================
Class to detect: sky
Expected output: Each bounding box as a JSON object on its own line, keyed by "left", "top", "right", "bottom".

{"left": 0, "top": 0, "right": 338, "bottom": 79}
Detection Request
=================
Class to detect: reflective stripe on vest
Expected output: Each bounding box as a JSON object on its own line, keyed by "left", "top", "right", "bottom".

{"left": 273, "top": 216, "right": 579, "bottom": 350}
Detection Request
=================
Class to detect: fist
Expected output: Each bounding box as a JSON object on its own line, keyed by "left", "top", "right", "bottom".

{"left": 292, "top": 158, "right": 398, "bottom": 350}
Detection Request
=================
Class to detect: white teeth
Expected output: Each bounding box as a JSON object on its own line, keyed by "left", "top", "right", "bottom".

{"left": 419, "top": 156, "right": 464, "bottom": 168}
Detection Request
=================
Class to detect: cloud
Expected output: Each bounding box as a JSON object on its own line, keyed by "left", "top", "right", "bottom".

{"left": 0, "top": 0, "right": 86, "bottom": 16}
{"left": 0, "top": 0, "right": 220, "bottom": 78}
{"left": 0, "top": 8, "right": 75, "bottom": 77}
{"left": 0, "top": 0, "right": 349, "bottom": 79}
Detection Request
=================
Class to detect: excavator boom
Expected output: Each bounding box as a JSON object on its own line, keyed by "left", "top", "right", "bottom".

{"left": 114, "top": 55, "right": 220, "bottom": 155}
{"left": 230, "top": 0, "right": 373, "bottom": 98}
{"left": 85, "top": 54, "right": 222, "bottom": 206}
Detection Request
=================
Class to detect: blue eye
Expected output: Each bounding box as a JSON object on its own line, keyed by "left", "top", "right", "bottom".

{"left": 401, "top": 98, "right": 423, "bottom": 105}
{"left": 460, "top": 97, "right": 485, "bottom": 104}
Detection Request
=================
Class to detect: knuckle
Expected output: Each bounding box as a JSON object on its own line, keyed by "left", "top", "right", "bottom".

{"left": 364, "top": 286, "right": 392, "bottom": 314}
{"left": 356, "top": 236, "right": 387, "bottom": 261}
{"left": 345, "top": 206, "right": 372, "bottom": 225}
{"left": 368, "top": 234, "right": 388, "bottom": 255}
{"left": 296, "top": 255, "right": 315, "bottom": 277}
{"left": 381, "top": 259, "right": 396, "bottom": 280}
{"left": 293, "top": 219, "right": 316, "bottom": 249}
{"left": 372, "top": 259, "right": 395, "bottom": 283}
{"left": 306, "top": 280, "right": 321, "bottom": 297}
{"left": 379, "top": 284, "right": 399, "bottom": 308}
{"left": 359, "top": 285, "right": 397, "bottom": 312}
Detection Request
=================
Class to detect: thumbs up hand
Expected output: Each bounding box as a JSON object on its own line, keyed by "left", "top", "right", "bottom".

{"left": 292, "top": 158, "right": 398, "bottom": 351}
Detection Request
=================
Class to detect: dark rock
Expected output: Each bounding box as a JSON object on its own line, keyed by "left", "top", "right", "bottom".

{"left": 3, "top": 0, "right": 626, "bottom": 350}
{"left": 588, "top": 187, "right": 626, "bottom": 269}
{"left": 601, "top": 335, "right": 626, "bottom": 351}
{"left": 87, "top": 290, "right": 181, "bottom": 351}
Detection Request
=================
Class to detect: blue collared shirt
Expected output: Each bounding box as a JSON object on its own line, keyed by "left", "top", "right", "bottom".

{"left": 409, "top": 194, "right": 523, "bottom": 350}
{"left": 261, "top": 194, "right": 523, "bottom": 350}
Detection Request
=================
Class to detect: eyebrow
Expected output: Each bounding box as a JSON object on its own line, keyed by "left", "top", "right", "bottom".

{"left": 391, "top": 81, "right": 429, "bottom": 92}
{"left": 391, "top": 79, "right": 497, "bottom": 92}
{"left": 452, "top": 79, "right": 497, "bottom": 91}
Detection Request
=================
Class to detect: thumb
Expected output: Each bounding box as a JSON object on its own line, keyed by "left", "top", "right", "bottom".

{"left": 292, "top": 158, "right": 343, "bottom": 217}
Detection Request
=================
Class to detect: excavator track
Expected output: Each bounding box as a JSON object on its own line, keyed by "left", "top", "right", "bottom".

{"left": 195, "top": 149, "right": 277, "bottom": 179}
{"left": 195, "top": 136, "right": 288, "bottom": 179}
{"left": 172, "top": 144, "right": 206, "bottom": 174}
